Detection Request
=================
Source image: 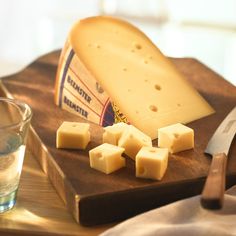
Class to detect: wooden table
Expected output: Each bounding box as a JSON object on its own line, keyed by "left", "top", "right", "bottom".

{"left": 0, "top": 51, "right": 235, "bottom": 233}
{"left": 0, "top": 52, "right": 112, "bottom": 235}
{"left": 0, "top": 148, "right": 112, "bottom": 235}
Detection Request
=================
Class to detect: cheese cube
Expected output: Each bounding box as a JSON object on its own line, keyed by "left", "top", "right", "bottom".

{"left": 158, "top": 123, "right": 194, "bottom": 153}
{"left": 56, "top": 121, "right": 90, "bottom": 149}
{"left": 136, "top": 147, "right": 168, "bottom": 180}
{"left": 118, "top": 125, "right": 152, "bottom": 160}
{"left": 89, "top": 143, "right": 125, "bottom": 174}
{"left": 103, "top": 122, "right": 128, "bottom": 145}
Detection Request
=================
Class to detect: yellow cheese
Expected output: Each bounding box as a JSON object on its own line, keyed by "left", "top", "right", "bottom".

{"left": 118, "top": 125, "right": 152, "bottom": 160}
{"left": 56, "top": 121, "right": 90, "bottom": 149}
{"left": 89, "top": 143, "right": 125, "bottom": 174}
{"left": 55, "top": 16, "right": 214, "bottom": 139}
{"left": 103, "top": 122, "right": 128, "bottom": 145}
{"left": 158, "top": 123, "right": 194, "bottom": 153}
{"left": 136, "top": 147, "right": 168, "bottom": 180}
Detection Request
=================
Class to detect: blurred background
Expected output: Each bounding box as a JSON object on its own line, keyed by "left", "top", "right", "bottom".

{"left": 0, "top": 0, "right": 236, "bottom": 85}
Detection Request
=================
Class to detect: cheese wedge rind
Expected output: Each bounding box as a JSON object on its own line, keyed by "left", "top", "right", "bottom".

{"left": 55, "top": 16, "right": 214, "bottom": 139}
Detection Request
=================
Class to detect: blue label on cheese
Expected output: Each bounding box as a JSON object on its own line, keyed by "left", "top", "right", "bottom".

{"left": 67, "top": 75, "right": 92, "bottom": 104}
{"left": 55, "top": 44, "right": 123, "bottom": 127}
{"left": 63, "top": 95, "right": 88, "bottom": 118}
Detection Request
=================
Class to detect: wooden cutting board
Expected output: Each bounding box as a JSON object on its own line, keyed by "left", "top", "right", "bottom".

{"left": 0, "top": 51, "right": 235, "bottom": 226}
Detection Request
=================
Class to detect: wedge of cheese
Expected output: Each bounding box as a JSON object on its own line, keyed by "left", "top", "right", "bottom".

{"left": 55, "top": 16, "right": 214, "bottom": 139}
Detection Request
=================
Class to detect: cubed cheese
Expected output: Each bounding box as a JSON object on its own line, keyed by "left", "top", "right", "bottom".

{"left": 158, "top": 123, "right": 194, "bottom": 153}
{"left": 56, "top": 121, "right": 90, "bottom": 149}
{"left": 136, "top": 147, "right": 168, "bottom": 180}
{"left": 102, "top": 122, "right": 128, "bottom": 145}
{"left": 118, "top": 125, "right": 152, "bottom": 160}
{"left": 89, "top": 143, "right": 125, "bottom": 174}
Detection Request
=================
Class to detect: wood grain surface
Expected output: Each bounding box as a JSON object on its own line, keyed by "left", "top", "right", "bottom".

{"left": 0, "top": 51, "right": 236, "bottom": 226}
{"left": 0, "top": 142, "right": 111, "bottom": 235}
{"left": 201, "top": 153, "right": 227, "bottom": 209}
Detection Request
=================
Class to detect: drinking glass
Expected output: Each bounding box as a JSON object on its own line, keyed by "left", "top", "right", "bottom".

{"left": 0, "top": 98, "right": 32, "bottom": 213}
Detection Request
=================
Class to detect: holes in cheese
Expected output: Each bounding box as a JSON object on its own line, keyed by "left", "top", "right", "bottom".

{"left": 173, "top": 133, "right": 180, "bottom": 139}
{"left": 89, "top": 143, "right": 125, "bottom": 174}
{"left": 133, "top": 42, "right": 142, "bottom": 50}
{"left": 154, "top": 84, "right": 161, "bottom": 91}
{"left": 96, "top": 152, "right": 103, "bottom": 159}
{"left": 102, "top": 122, "right": 128, "bottom": 146}
{"left": 136, "top": 147, "right": 168, "bottom": 180}
{"left": 55, "top": 16, "right": 214, "bottom": 139}
{"left": 56, "top": 122, "right": 90, "bottom": 149}
{"left": 138, "top": 166, "right": 145, "bottom": 175}
{"left": 158, "top": 123, "right": 194, "bottom": 154}
{"left": 118, "top": 125, "right": 152, "bottom": 160}
{"left": 149, "top": 105, "right": 158, "bottom": 112}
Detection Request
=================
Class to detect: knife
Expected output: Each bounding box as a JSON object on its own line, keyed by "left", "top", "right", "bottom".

{"left": 201, "top": 106, "right": 236, "bottom": 210}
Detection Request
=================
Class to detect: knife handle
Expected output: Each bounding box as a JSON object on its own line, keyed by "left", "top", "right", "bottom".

{"left": 201, "top": 153, "right": 227, "bottom": 210}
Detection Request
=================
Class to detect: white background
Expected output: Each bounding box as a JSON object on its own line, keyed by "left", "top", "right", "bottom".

{"left": 0, "top": 0, "right": 236, "bottom": 85}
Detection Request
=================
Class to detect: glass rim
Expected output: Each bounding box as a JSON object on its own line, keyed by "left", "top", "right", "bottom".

{"left": 0, "top": 97, "right": 32, "bottom": 130}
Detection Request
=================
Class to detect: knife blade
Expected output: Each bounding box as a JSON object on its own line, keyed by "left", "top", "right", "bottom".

{"left": 201, "top": 106, "right": 236, "bottom": 210}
